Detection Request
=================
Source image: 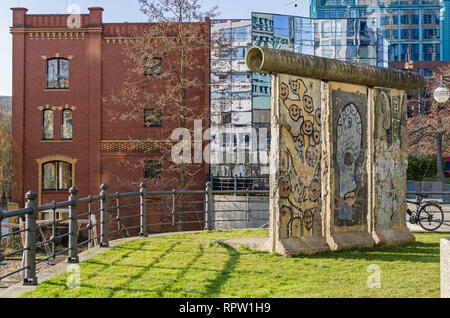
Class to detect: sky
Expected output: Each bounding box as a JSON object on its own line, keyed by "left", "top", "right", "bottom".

{"left": 0, "top": 0, "right": 310, "bottom": 96}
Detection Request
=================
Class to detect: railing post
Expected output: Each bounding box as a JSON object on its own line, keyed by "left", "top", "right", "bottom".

{"left": 23, "top": 190, "right": 38, "bottom": 286}
{"left": 100, "top": 184, "right": 109, "bottom": 247}
{"left": 245, "top": 189, "right": 250, "bottom": 223}
{"left": 139, "top": 181, "right": 148, "bottom": 237}
{"left": 68, "top": 186, "right": 79, "bottom": 263}
{"left": 205, "top": 182, "right": 213, "bottom": 231}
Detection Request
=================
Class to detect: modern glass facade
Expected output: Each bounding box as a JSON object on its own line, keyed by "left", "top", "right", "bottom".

{"left": 310, "top": 0, "right": 448, "bottom": 62}
{"left": 210, "top": 20, "right": 260, "bottom": 178}
{"left": 210, "top": 13, "right": 388, "bottom": 180}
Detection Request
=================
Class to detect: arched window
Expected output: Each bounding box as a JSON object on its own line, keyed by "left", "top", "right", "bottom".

{"left": 42, "top": 161, "right": 72, "bottom": 191}
{"left": 61, "top": 109, "right": 73, "bottom": 140}
{"left": 47, "top": 58, "right": 69, "bottom": 89}
{"left": 42, "top": 110, "right": 54, "bottom": 140}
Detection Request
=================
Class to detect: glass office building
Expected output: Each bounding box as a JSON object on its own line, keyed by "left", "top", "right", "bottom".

{"left": 310, "top": 0, "right": 449, "bottom": 62}
{"left": 210, "top": 13, "right": 388, "bottom": 183}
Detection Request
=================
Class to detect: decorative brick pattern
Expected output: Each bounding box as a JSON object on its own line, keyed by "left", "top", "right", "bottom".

{"left": 100, "top": 140, "right": 173, "bottom": 153}
{"left": 37, "top": 104, "right": 77, "bottom": 111}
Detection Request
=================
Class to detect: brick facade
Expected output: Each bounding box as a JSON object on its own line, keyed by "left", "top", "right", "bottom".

{"left": 10, "top": 6, "right": 210, "bottom": 223}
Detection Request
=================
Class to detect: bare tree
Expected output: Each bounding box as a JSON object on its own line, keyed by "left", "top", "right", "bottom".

{"left": 0, "top": 103, "right": 12, "bottom": 200}
{"left": 407, "top": 64, "right": 450, "bottom": 180}
{"left": 105, "top": 0, "right": 218, "bottom": 231}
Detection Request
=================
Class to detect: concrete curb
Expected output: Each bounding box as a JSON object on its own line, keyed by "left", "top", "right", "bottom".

{"left": 441, "top": 237, "right": 450, "bottom": 298}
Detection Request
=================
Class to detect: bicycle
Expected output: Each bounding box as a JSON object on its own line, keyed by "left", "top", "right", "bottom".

{"left": 407, "top": 194, "right": 444, "bottom": 232}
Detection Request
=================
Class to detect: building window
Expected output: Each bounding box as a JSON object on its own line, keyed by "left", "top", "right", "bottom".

{"left": 423, "top": 43, "right": 440, "bottom": 61}
{"left": 401, "top": 15, "right": 409, "bottom": 25}
{"left": 221, "top": 133, "right": 229, "bottom": 148}
{"left": 144, "top": 57, "right": 162, "bottom": 76}
{"left": 42, "top": 161, "right": 72, "bottom": 191}
{"left": 419, "top": 68, "right": 434, "bottom": 78}
{"left": 42, "top": 110, "right": 54, "bottom": 140}
{"left": 144, "top": 160, "right": 161, "bottom": 179}
{"left": 221, "top": 112, "right": 231, "bottom": 124}
{"left": 423, "top": 14, "right": 432, "bottom": 25}
{"left": 401, "top": 29, "right": 409, "bottom": 40}
{"left": 61, "top": 110, "right": 73, "bottom": 140}
{"left": 144, "top": 109, "right": 162, "bottom": 127}
{"left": 46, "top": 58, "right": 69, "bottom": 89}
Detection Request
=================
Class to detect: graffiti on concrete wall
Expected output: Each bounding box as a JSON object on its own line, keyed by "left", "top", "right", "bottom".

{"left": 374, "top": 88, "right": 408, "bottom": 226}
{"left": 332, "top": 88, "right": 368, "bottom": 227}
{"left": 278, "top": 75, "right": 322, "bottom": 238}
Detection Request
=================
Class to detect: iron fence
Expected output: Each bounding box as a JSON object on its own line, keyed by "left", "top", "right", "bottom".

{"left": 0, "top": 182, "right": 270, "bottom": 286}
{"left": 211, "top": 176, "right": 269, "bottom": 192}
{"left": 4, "top": 185, "right": 449, "bottom": 286}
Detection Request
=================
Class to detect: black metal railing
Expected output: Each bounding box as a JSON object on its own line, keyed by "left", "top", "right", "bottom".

{"left": 0, "top": 182, "right": 270, "bottom": 286}
{"left": 211, "top": 176, "right": 269, "bottom": 192}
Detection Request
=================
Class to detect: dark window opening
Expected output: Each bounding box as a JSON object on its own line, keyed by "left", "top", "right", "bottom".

{"left": 144, "top": 57, "right": 162, "bottom": 76}
{"left": 144, "top": 109, "right": 162, "bottom": 127}
{"left": 144, "top": 160, "right": 161, "bottom": 179}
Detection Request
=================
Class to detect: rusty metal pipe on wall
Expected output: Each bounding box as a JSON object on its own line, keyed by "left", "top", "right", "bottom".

{"left": 246, "top": 46, "right": 425, "bottom": 91}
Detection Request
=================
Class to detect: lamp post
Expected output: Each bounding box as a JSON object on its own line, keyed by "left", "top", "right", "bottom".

{"left": 432, "top": 75, "right": 449, "bottom": 180}
{"left": 418, "top": 74, "right": 449, "bottom": 158}
{"left": 284, "top": 1, "right": 299, "bottom": 15}
{"left": 433, "top": 75, "right": 450, "bottom": 104}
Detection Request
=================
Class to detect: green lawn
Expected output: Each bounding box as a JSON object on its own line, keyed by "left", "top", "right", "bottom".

{"left": 22, "top": 229, "right": 448, "bottom": 298}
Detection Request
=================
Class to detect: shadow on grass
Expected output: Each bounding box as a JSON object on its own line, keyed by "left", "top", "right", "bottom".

{"left": 106, "top": 241, "right": 181, "bottom": 298}
{"left": 299, "top": 241, "right": 440, "bottom": 264}
{"left": 154, "top": 244, "right": 205, "bottom": 297}
{"left": 199, "top": 242, "right": 240, "bottom": 297}
{"left": 38, "top": 241, "right": 241, "bottom": 298}
{"left": 36, "top": 241, "right": 181, "bottom": 298}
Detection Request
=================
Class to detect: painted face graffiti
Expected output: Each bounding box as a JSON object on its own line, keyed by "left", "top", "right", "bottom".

{"left": 278, "top": 76, "right": 322, "bottom": 238}
{"left": 302, "top": 120, "right": 314, "bottom": 136}
{"left": 305, "top": 146, "right": 318, "bottom": 167}
{"left": 280, "top": 83, "right": 289, "bottom": 101}
{"left": 295, "top": 134, "right": 305, "bottom": 151}
{"left": 315, "top": 109, "right": 321, "bottom": 126}
{"left": 308, "top": 179, "right": 320, "bottom": 202}
{"left": 304, "top": 209, "right": 314, "bottom": 231}
{"left": 289, "top": 104, "right": 301, "bottom": 122}
{"left": 280, "top": 151, "right": 290, "bottom": 173}
{"left": 293, "top": 182, "right": 306, "bottom": 202}
{"left": 279, "top": 176, "right": 292, "bottom": 198}
{"left": 313, "top": 130, "right": 320, "bottom": 145}
{"left": 290, "top": 80, "right": 299, "bottom": 95}
{"left": 303, "top": 95, "right": 314, "bottom": 113}
{"left": 337, "top": 103, "right": 362, "bottom": 221}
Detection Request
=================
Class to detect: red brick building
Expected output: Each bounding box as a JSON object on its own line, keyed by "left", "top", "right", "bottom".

{"left": 10, "top": 7, "right": 210, "bottom": 219}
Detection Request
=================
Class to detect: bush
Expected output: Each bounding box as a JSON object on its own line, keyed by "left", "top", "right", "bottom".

{"left": 407, "top": 156, "right": 450, "bottom": 181}
{"left": 407, "top": 157, "right": 437, "bottom": 180}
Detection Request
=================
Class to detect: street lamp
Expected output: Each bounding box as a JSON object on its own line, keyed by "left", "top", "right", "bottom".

{"left": 433, "top": 75, "right": 450, "bottom": 104}
{"left": 284, "top": 1, "right": 299, "bottom": 15}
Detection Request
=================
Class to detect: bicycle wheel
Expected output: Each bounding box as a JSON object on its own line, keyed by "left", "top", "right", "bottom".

{"left": 418, "top": 202, "right": 444, "bottom": 232}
